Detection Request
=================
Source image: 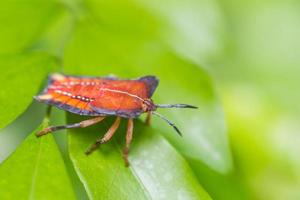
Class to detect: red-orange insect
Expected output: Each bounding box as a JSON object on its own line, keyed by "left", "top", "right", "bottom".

{"left": 34, "top": 73, "right": 196, "bottom": 165}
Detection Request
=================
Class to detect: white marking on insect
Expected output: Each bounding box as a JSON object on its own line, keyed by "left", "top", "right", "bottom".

{"left": 49, "top": 85, "right": 63, "bottom": 89}
{"left": 100, "top": 88, "right": 144, "bottom": 101}
{"left": 51, "top": 73, "right": 65, "bottom": 81}
{"left": 37, "top": 94, "right": 52, "bottom": 100}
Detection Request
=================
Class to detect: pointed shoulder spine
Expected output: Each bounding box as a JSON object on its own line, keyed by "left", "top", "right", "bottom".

{"left": 138, "top": 76, "right": 159, "bottom": 98}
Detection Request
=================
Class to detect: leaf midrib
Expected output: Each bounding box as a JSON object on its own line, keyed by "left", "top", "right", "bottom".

{"left": 113, "top": 140, "right": 152, "bottom": 200}
{"left": 28, "top": 137, "right": 43, "bottom": 200}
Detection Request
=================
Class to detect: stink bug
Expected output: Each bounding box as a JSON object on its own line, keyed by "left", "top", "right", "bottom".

{"left": 34, "top": 73, "right": 197, "bottom": 166}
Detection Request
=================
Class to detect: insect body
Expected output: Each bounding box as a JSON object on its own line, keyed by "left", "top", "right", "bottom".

{"left": 35, "top": 73, "right": 197, "bottom": 166}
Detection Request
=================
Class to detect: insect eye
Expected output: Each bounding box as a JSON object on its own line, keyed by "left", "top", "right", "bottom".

{"left": 141, "top": 99, "right": 156, "bottom": 112}
{"left": 141, "top": 102, "right": 148, "bottom": 111}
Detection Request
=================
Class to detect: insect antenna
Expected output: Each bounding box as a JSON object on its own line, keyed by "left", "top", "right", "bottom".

{"left": 155, "top": 104, "right": 198, "bottom": 109}
{"left": 152, "top": 111, "right": 182, "bottom": 136}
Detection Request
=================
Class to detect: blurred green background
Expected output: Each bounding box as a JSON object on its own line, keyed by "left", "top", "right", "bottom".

{"left": 0, "top": 0, "right": 299, "bottom": 199}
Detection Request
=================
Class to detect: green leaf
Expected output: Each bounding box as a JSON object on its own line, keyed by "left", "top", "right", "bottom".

{"left": 0, "top": 102, "right": 46, "bottom": 163}
{"left": 136, "top": 0, "right": 225, "bottom": 65}
{"left": 63, "top": 2, "right": 232, "bottom": 172}
{"left": 68, "top": 115, "right": 211, "bottom": 200}
{"left": 0, "top": 125, "right": 76, "bottom": 200}
{"left": 0, "top": 0, "right": 63, "bottom": 54}
{"left": 0, "top": 52, "right": 59, "bottom": 129}
{"left": 0, "top": 0, "right": 72, "bottom": 129}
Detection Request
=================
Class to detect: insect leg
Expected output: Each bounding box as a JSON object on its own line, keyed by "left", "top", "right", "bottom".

{"left": 46, "top": 105, "right": 52, "bottom": 118}
{"left": 85, "top": 117, "right": 121, "bottom": 155}
{"left": 36, "top": 116, "right": 105, "bottom": 137}
{"left": 145, "top": 111, "right": 152, "bottom": 125}
{"left": 123, "top": 118, "right": 133, "bottom": 166}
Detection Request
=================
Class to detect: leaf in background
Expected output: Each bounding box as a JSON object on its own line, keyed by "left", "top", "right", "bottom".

{"left": 0, "top": 125, "right": 76, "bottom": 200}
{"left": 0, "top": 102, "right": 46, "bottom": 163}
{"left": 0, "top": 53, "right": 59, "bottom": 129}
{"left": 136, "top": 0, "right": 225, "bottom": 65}
{"left": 206, "top": 0, "right": 300, "bottom": 199}
{"left": 68, "top": 115, "right": 211, "bottom": 200}
{"left": 0, "top": 1, "right": 63, "bottom": 54}
{"left": 63, "top": 0, "right": 232, "bottom": 173}
{"left": 0, "top": 0, "right": 69, "bottom": 129}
